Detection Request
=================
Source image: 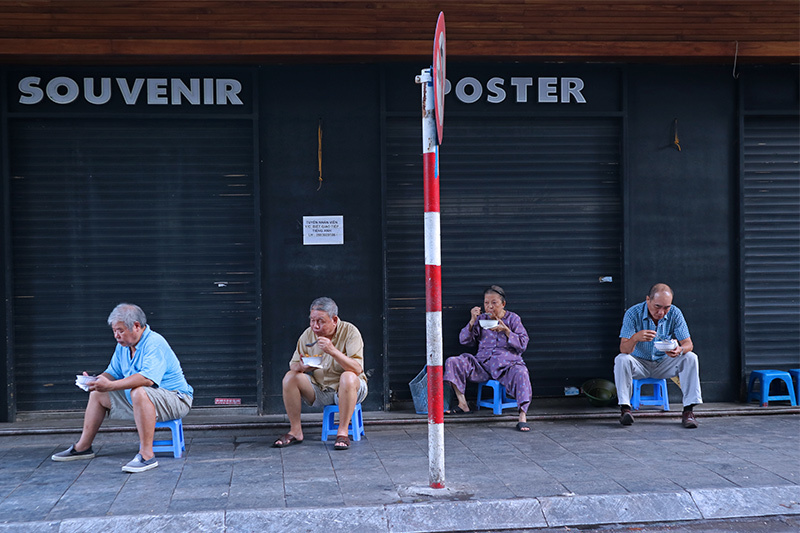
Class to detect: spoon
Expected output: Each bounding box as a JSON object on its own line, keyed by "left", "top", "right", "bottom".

{"left": 305, "top": 340, "right": 318, "bottom": 347}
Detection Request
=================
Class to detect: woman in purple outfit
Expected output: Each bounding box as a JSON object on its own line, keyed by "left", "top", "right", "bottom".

{"left": 443, "top": 285, "right": 532, "bottom": 431}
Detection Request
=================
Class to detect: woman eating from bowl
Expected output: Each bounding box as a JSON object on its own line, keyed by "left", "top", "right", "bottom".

{"left": 443, "top": 285, "right": 533, "bottom": 431}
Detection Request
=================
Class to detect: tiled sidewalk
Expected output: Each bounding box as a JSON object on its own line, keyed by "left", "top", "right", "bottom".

{"left": 0, "top": 411, "right": 798, "bottom": 531}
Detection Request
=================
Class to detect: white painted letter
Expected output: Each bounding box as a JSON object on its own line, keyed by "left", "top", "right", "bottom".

{"left": 204, "top": 79, "right": 215, "bottom": 105}
{"left": 147, "top": 78, "right": 168, "bottom": 105}
{"left": 216, "top": 79, "right": 243, "bottom": 105}
{"left": 117, "top": 78, "right": 145, "bottom": 105}
{"left": 18, "top": 77, "right": 43, "bottom": 104}
{"left": 510, "top": 77, "right": 533, "bottom": 103}
{"left": 84, "top": 78, "right": 111, "bottom": 105}
{"left": 46, "top": 77, "right": 79, "bottom": 104}
{"left": 538, "top": 77, "right": 558, "bottom": 103}
{"left": 455, "top": 77, "right": 482, "bottom": 104}
{"left": 486, "top": 77, "right": 506, "bottom": 104}
{"left": 172, "top": 78, "right": 200, "bottom": 105}
{"left": 561, "top": 77, "right": 586, "bottom": 103}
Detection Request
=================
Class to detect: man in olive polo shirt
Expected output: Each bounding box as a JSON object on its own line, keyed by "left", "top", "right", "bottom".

{"left": 273, "top": 297, "right": 368, "bottom": 450}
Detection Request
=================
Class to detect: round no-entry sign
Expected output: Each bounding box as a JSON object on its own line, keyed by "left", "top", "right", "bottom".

{"left": 432, "top": 12, "right": 446, "bottom": 145}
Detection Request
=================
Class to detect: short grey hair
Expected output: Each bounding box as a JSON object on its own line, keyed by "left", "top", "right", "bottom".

{"left": 310, "top": 297, "right": 338, "bottom": 319}
{"left": 107, "top": 303, "right": 147, "bottom": 329}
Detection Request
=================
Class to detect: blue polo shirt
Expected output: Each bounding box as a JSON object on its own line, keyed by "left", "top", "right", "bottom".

{"left": 619, "top": 301, "right": 691, "bottom": 362}
{"left": 104, "top": 325, "right": 193, "bottom": 399}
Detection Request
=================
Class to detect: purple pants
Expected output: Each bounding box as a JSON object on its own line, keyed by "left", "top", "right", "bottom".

{"left": 443, "top": 352, "right": 532, "bottom": 413}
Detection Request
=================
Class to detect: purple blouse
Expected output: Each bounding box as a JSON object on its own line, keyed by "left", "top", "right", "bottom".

{"left": 459, "top": 311, "right": 529, "bottom": 371}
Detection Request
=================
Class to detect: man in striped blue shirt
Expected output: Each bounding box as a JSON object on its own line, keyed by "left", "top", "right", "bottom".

{"left": 614, "top": 283, "right": 702, "bottom": 428}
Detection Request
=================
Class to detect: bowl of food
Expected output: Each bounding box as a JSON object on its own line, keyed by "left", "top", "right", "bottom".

{"left": 479, "top": 319, "right": 499, "bottom": 329}
{"left": 302, "top": 356, "right": 323, "bottom": 368}
{"left": 653, "top": 339, "right": 678, "bottom": 352}
{"left": 581, "top": 379, "right": 617, "bottom": 407}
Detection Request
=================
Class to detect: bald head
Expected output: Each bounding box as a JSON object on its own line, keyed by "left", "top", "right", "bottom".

{"left": 648, "top": 283, "right": 673, "bottom": 300}
{"left": 646, "top": 283, "right": 674, "bottom": 322}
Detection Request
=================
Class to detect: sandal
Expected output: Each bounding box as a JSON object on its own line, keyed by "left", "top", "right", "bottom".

{"left": 516, "top": 422, "right": 531, "bottom": 432}
{"left": 445, "top": 405, "right": 470, "bottom": 415}
{"left": 273, "top": 433, "right": 303, "bottom": 448}
{"left": 334, "top": 435, "right": 350, "bottom": 450}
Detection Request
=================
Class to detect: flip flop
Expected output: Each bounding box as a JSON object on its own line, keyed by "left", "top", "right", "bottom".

{"left": 273, "top": 433, "right": 303, "bottom": 448}
{"left": 445, "top": 406, "right": 470, "bottom": 415}
{"left": 516, "top": 422, "right": 531, "bottom": 432}
{"left": 334, "top": 435, "right": 350, "bottom": 450}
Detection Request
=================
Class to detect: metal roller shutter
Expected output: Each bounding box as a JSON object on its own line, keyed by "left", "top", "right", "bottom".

{"left": 386, "top": 116, "right": 623, "bottom": 400}
{"left": 741, "top": 115, "right": 800, "bottom": 370}
{"left": 10, "top": 118, "right": 258, "bottom": 411}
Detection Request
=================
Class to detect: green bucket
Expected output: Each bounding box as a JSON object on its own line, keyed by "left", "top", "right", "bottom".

{"left": 581, "top": 379, "right": 617, "bottom": 407}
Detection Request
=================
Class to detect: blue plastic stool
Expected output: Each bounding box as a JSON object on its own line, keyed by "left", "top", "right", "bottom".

{"left": 321, "top": 403, "right": 365, "bottom": 442}
{"left": 789, "top": 369, "right": 800, "bottom": 405}
{"left": 476, "top": 380, "right": 518, "bottom": 415}
{"left": 152, "top": 419, "right": 185, "bottom": 458}
{"left": 631, "top": 378, "right": 670, "bottom": 411}
{"left": 747, "top": 370, "right": 797, "bottom": 407}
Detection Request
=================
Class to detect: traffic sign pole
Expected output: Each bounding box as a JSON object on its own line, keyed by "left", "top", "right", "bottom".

{"left": 416, "top": 67, "right": 444, "bottom": 489}
{"left": 415, "top": 12, "right": 446, "bottom": 490}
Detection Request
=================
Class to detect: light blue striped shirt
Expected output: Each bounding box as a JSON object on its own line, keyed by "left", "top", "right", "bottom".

{"left": 619, "top": 301, "right": 691, "bottom": 362}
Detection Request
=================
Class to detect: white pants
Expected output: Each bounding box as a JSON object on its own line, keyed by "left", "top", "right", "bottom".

{"left": 614, "top": 352, "right": 703, "bottom": 407}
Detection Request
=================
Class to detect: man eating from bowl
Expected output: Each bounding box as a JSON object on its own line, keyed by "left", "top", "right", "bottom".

{"left": 614, "top": 283, "right": 702, "bottom": 428}
{"left": 273, "top": 297, "right": 368, "bottom": 450}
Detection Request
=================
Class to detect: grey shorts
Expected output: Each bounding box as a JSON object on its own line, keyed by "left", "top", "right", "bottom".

{"left": 108, "top": 387, "right": 192, "bottom": 421}
{"left": 303, "top": 375, "right": 368, "bottom": 408}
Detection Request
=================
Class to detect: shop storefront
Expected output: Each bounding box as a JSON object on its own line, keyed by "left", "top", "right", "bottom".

{"left": 2, "top": 59, "right": 797, "bottom": 418}
{"left": 4, "top": 68, "right": 261, "bottom": 411}
{"left": 383, "top": 64, "right": 625, "bottom": 399}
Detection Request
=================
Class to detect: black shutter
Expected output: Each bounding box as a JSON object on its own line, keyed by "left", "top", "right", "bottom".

{"left": 386, "top": 116, "right": 623, "bottom": 400}
{"left": 10, "top": 118, "right": 258, "bottom": 411}
{"left": 741, "top": 115, "right": 800, "bottom": 370}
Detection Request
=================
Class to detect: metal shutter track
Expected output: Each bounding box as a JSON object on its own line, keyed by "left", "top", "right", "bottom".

{"left": 386, "top": 116, "right": 622, "bottom": 399}
{"left": 10, "top": 118, "right": 258, "bottom": 411}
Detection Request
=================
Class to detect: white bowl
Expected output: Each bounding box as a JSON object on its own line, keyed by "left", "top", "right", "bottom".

{"left": 479, "top": 319, "right": 499, "bottom": 329}
{"left": 653, "top": 340, "right": 678, "bottom": 351}
{"left": 302, "top": 356, "right": 323, "bottom": 368}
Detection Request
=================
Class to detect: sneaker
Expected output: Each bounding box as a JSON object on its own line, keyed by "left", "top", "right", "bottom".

{"left": 681, "top": 411, "right": 698, "bottom": 429}
{"left": 121, "top": 453, "right": 158, "bottom": 473}
{"left": 620, "top": 410, "right": 634, "bottom": 426}
{"left": 51, "top": 444, "right": 95, "bottom": 462}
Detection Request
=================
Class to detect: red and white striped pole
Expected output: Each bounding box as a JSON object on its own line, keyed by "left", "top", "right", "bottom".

{"left": 416, "top": 66, "right": 445, "bottom": 489}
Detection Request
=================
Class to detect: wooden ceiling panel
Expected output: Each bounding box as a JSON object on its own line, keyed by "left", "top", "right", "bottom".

{"left": 0, "top": 1, "right": 796, "bottom": 64}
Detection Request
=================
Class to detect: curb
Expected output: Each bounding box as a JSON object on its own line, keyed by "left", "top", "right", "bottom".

{"left": 3, "top": 407, "right": 798, "bottom": 437}
{"left": 1, "top": 485, "right": 798, "bottom": 532}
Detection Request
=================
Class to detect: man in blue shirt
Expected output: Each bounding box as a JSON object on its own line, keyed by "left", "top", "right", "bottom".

{"left": 51, "top": 303, "right": 193, "bottom": 472}
{"left": 614, "top": 283, "right": 702, "bottom": 428}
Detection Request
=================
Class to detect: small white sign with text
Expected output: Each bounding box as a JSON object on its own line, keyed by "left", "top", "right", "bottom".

{"left": 303, "top": 215, "right": 344, "bottom": 245}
